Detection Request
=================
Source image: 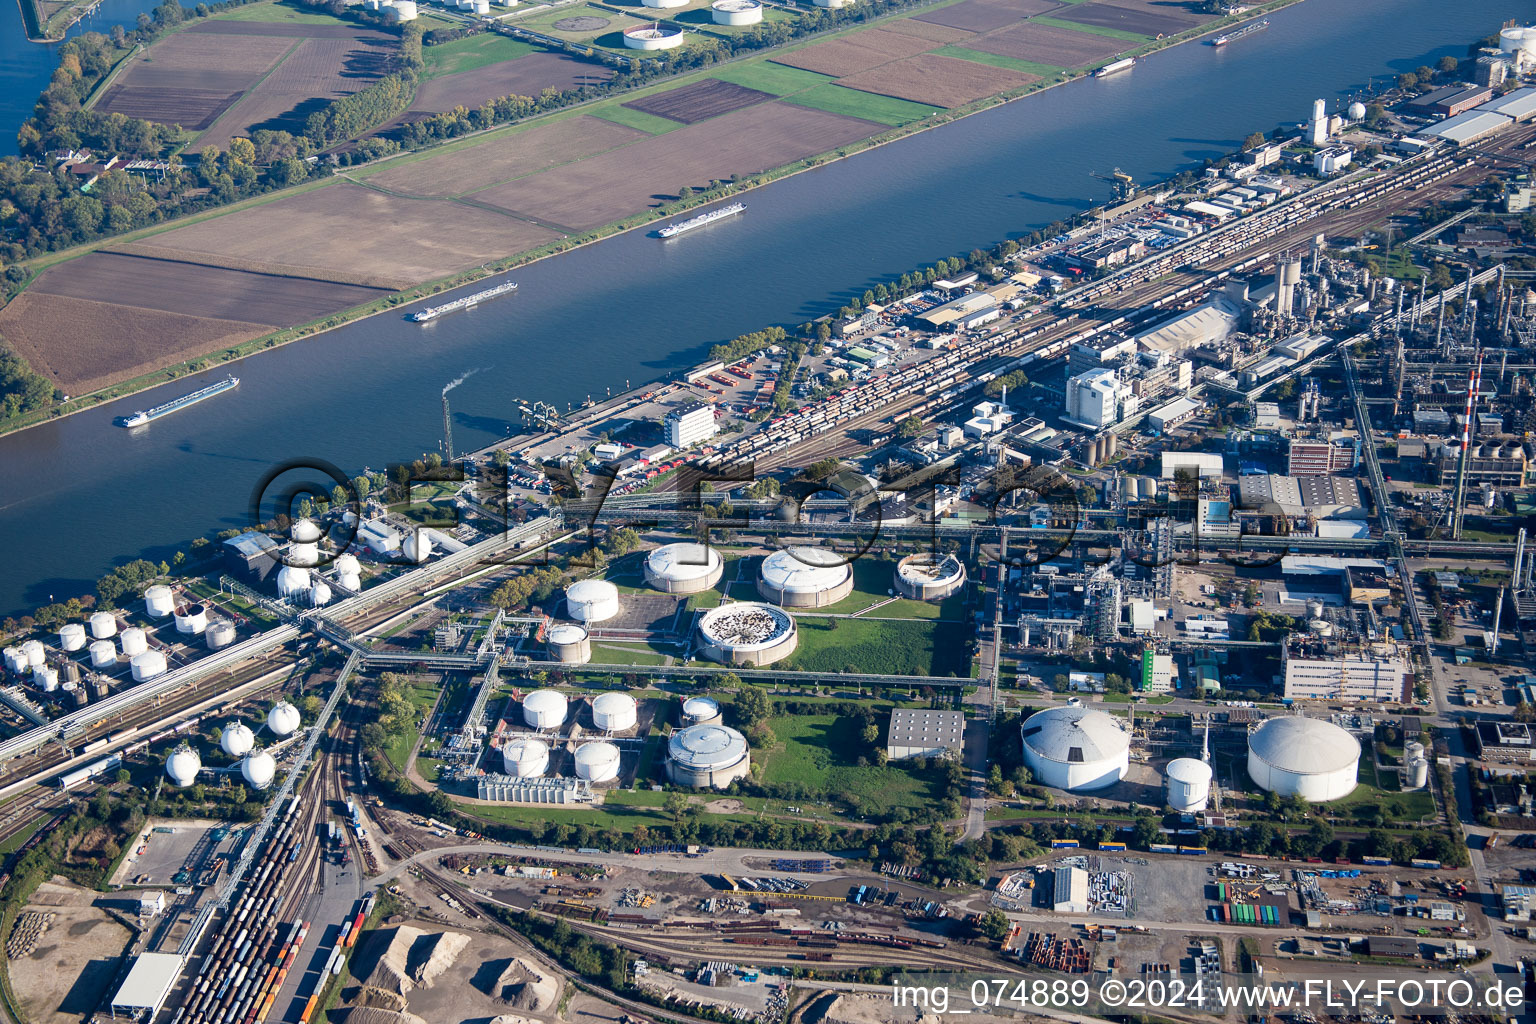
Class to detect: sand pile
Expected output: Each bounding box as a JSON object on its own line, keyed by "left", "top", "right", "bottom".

{"left": 489, "top": 1016, "right": 540, "bottom": 1024}
{"left": 364, "top": 926, "right": 424, "bottom": 996}
{"left": 476, "top": 957, "right": 559, "bottom": 1012}
{"left": 352, "top": 987, "right": 410, "bottom": 1012}
{"left": 338, "top": 1008, "right": 428, "bottom": 1024}
{"left": 820, "top": 994, "right": 924, "bottom": 1024}
{"left": 409, "top": 930, "right": 469, "bottom": 988}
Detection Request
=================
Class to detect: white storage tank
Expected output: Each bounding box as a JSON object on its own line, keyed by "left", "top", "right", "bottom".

{"left": 175, "top": 604, "right": 208, "bottom": 635}
{"left": 642, "top": 0, "right": 687, "bottom": 8}
{"left": 523, "top": 689, "right": 568, "bottom": 730}
{"left": 289, "top": 542, "right": 320, "bottom": 568}
{"left": 402, "top": 532, "right": 432, "bottom": 564}
{"left": 310, "top": 581, "right": 332, "bottom": 608}
{"left": 89, "top": 611, "right": 117, "bottom": 640}
{"left": 120, "top": 627, "right": 148, "bottom": 657}
{"left": 58, "top": 623, "right": 87, "bottom": 652}
{"left": 1020, "top": 706, "right": 1130, "bottom": 792}
{"left": 339, "top": 571, "right": 362, "bottom": 593}
{"left": 34, "top": 666, "right": 58, "bottom": 692}
{"left": 622, "top": 22, "right": 686, "bottom": 49}
{"left": 276, "top": 566, "right": 311, "bottom": 599}
{"left": 144, "top": 585, "right": 176, "bottom": 618}
{"left": 390, "top": 0, "right": 419, "bottom": 16}
{"left": 758, "top": 546, "right": 854, "bottom": 607}
{"left": 645, "top": 543, "right": 724, "bottom": 594}
{"left": 291, "top": 518, "right": 321, "bottom": 543}
{"left": 894, "top": 553, "right": 966, "bottom": 601}
{"left": 1165, "top": 758, "right": 1213, "bottom": 812}
{"left": 334, "top": 553, "right": 361, "bottom": 578}
{"left": 207, "top": 620, "right": 237, "bottom": 650}
{"left": 711, "top": 0, "right": 762, "bottom": 24}
{"left": 1408, "top": 756, "right": 1430, "bottom": 790}
{"left": 681, "top": 695, "right": 722, "bottom": 726}
{"left": 565, "top": 580, "right": 620, "bottom": 624}
{"left": 131, "top": 650, "right": 168, "bottom": 682}
{"left": 221, "top": 722, "right": 255, "bottom": 757}
{"left": 1, "top": 647, "right": 22, "bottom": 673}
{"left": 1500, "top": 25, "right": 1536, "bottom": 58}
{"left": 667, "top": 724, "right": 750, "bottom": 788}
{"left": 89, "top": 640, "right": 117, "bottom": 669}
{"left": 1247, "top": 716, "right": 1359, "bottom": 802}
{"left": 591, "top": 692, "right": 637, "bottom": 732}
{"left": 546, "top": 624, "right": 591, "bottom": 665}
{"left": 574, "top": 741, "right": 621, "bottom": 783}
{"left": 268, "top": 701, "right": 301, "bottom": 737}
{"left": 501, "top": 737, "right": 550, "bottom": 778}
{"left": 241, "top": 749, "right": 276, "bottom": 790}
{"left": 1405, "top": 740, "right": 1425, "bottom": 763}
{"left": 1348, "top": 101, "right": 1366, "bottom": 120}
{"left": 21, "top": 640, "right": 45, "bottom": 669}
{"left": 166, "top": 744, "right": 201, "bottom": 787}
{"left": 696, "top": 602, "right": 797, "bottom": 667}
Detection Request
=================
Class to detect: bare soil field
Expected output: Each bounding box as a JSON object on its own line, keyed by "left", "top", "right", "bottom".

{"left": 835, "top": 53, "right": 1036, "bottom": 107}
{"left": 1052, "top": 0, "right": 1191, "bottom": 36}
{"left": 0, "top": 291, "right": 271, "bottom": 395}
{"left": 877, "top": 17, "right": 978, "bottom": 44}
{"left": 29, "top": 253, "right": 389, "bottom": 324}
{"left": 9, "top": 885, "right": 133, "bottom": 1024}
{"left": 95, "top": 86, "right": 245, "bottom": 131}
{"left": 365, "top": 116, "right": 646, "bottom": 197}
{"left": 913, "top": 0, "right": 1064, "bottom": 33}
{"left": 772, "top": 28, "right": 937, "bottom": 76}
{"left": 410, "top": 52, "right": 614, "bottom": 114}
{"left": 968, "top": 20, "right": 1127, "bottom": 66}
{"left": 95, "top": 32, "right": 296, "bottom": 128}
{"left": 474, "top": 102, "right": 880, "bottom": 231}
{"left": 1099, "top": 0, "right": 1213, "bottom": 23}
{"left": 143, "top": 182, "right": 559, "bottom": 283}
{"left": 623, "top": 79, "right": 776, "bottom": 124}
{"left": 185, "top": 20, "right": 395, "bottom": 38}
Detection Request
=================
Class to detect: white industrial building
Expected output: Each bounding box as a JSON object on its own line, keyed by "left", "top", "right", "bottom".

{"left": 1147, "top": 396, "right": 1201, "bottom": 433}
{"left": 1161, "top": 451, "right": 1223, "bottom": 479}
{"left": 1065, "top": 367, "right": 1136, "bottom": 429}
{"left": 667, "top": 723, "right": 750, "bottom": 787}
{"left": 111, "top": 953, "right": 185, "bottom": 1022}
{"left": 1282, "top": 641, "right": 1410, "bottom": 702}
{"left": 1053, "top": 867, "right": 1090, "bottom": 913}
{"left": 1141, "top": 650, "right": 1174, "bottom": 693}
{"left": 665, "top": 402, "right": 717, "bottom": 447}
{"left": 1020, "top": 706, "right": 1130, "bottom": 792}
{"left": 645, "top": 542, "right": 724, "bottom": 594}
{"left": 1247, "top": 716, "right": 1359, "bottom": 802}
{"left": 1313, "top": 146, "right": 1353, "bottom": 175}
{"left": 758, "top": 547, "right": 853, "bottom": 607}
{"left": 885, "top": 709, "right": 965, "bottom": 761}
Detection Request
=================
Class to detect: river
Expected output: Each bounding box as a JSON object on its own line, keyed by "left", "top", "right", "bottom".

{"left": 0, "top": 0, "right": 1527, "bottom": 616}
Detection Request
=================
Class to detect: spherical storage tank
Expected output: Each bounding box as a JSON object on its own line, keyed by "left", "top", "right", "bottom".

{"left": 120, "top": 628, "right": 148, "bottom": 657}
{"left": 547, "top": 624, "right": 591, "bottom": 665}
{"left": 334, "top": 553, "right": 361, "bottom": 578}
{"left": 523, "top": 689, "right": 568, "bottom": 730}
{"left": 291, "top": 518, "right": 321, "bottom": 543}
{"left": 591, "top": 692, "right": 637, "bottom": 732}
{"left": 131, "top": 650, "right": 167, "bottom": 682}
{"left": 241, "top": 750, "right": 276, "bottom": 790}
{"left": 145, "top": 585, "right": 176, "bottom": 618}
{"left": 1246, "top": 716, "right": 1359, "bottom": 802}
{"left": 565, "top": 580, "right": 620, "bottom": 624}
{"left": 501, "top": 737, "right": 549, "bottom": 778}
{"left": 175, "top": 604, "right": 208, "bottom": 635}
{"left": 1020, "top": 706, "right": 1130, "bottom": 792}
{"left": 667, "top": 724, "right": 750, "bottom": 788}
{"left": 402, "top": 532, "right": 432, "bottom": 564}
{"left": 894, "top": 553, "right": 966, "bottom": 601}
{"left": 289, "top": 542, "right": 319, "bottom": 568}
{"left": 1348, "top": 101, "right": 1366, "bottom": 121}
{"left": 206, "top": 621, "right": 237, "bottom": 650}
{"left": 89, "top": 640, "right": 116, "bottom": 669}
{"left": 166, "top": 744, "right": 201, "bottom": 787}
{"left": 310, "top": 581, "right": 332, "bottom": 608}
{"left": 711, "top": 0, "right": 761, "bottom": 23}
{"left": 277, "top": 566, "right": 311, "bottom": 599}
{"left": 58, "top": 623, "right": 87, "bottom": 652}
{"left": 681, "top": 696, "right": 722, "bottom": 726}
{"left": 574, "top": 741, "right": 621, "bottom": 783}
{"left": 268, "top": 701, "right": 301, "bottom": 737}
{"left": 1165, "top": 758, "right": 1213, "bottom": 812}
{"left": 696, "top": 602, "right": 797, "bottom": 667}
{"left": 90, "top": 611, "right": 117, "bottom": 640}
{"left": 645, "top": 543, "right": 723, "bottom": 594}
{"left": 221, "top": 722, "right": 255, "bottom": 757}
{"left": 758, "top": 546, "right": 853, "bottom": 608}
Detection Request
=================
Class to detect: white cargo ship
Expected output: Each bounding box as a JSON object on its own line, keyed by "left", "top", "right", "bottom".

{"left": 1095, "top": 57, "right": 1135, "bottom": 78}
{"left": 409, "top": 280, "right": 518, "bottom": 322}
{"left": 657, "top": 202, "right": 745, "bottom": 238}
{"left": 117, "top": 376, "right": 239, "bottom": 428}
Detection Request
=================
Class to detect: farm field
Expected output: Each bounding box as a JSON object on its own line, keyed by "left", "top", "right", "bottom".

{"left": 471, "top": 102, "right": 882, "bottom": 231}
{"left": 94, "top": 32, "right": 297, "bottom": 131}
{"left": 915, "top": 0, "right": 1065, "bottom": 32}
{"left": 211, "top": 0, "right": 358, "bottom": 25}
{"left": 361, "top": 115, "right": 647, "bottom": 197}
{"left": 136, "top": 182, "right": 558, "bottom": 285}
{"left": 787, "top": 616, "right": 969, "bottom": 676}
{"left": 756, "top": 712, "right": 946, "bottom": 818}
{"left": 835, "top": 52, "right": 1037, "bottom": 107}
{"left": 1051, "top": 0, "right": 1194, "bottom": 36}
{"left": 590, "top": 103, "right": 686, "bottom": 134}
{"left": 784, "top": 83, "right": 936, "bottom": 126}
{"left": 420, "top": 32, "right": 539, "bottom": 78}
{"left": 707, "top": 61, "right": 835, "bottom": 96}
{"left": 930, "top": 44, "right": 1064, "bottom": 76}
{"left": 965, "top": 20, "right": 1128, "bottom": 66}
{"left": 770, "top": 27, "right": 936, "bottom": 77}
{"left": 410, "top": 52, "right": 615, "bottom": 114}
{"left": 876, "top": 16, "right": 977, "bottom": 44}
{"left": 622, "top": 79, "right": 776, "bottom": 124}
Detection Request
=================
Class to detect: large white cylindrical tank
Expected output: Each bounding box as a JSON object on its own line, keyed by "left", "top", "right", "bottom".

{"left": 622, "top": 22, "right": 686, "bottom": 49}
{"left": 681, "top": 695, "right": 722, "bottom": 726}
{"left": 34, "top": 666, "right": 58, "bottom": 692}
{"left": 221, "top": 722, "right": 255, "bottom": 757}
{"left": 1405, "top": 740, "right": 1426, "bottom": 763}
{"left": 334, "top": 553, "right": 361, "bottom": 577}
{"left": 591, "top": 692, "right": 638, "bottom": 732}
{"left": 276, "top": 566, "right": 311, "bottom": 599}
{"left": 565, "top": 580, "right": 620, "bottom": 624}
{"left": 175, "top": 604, "right": 208, "bottom": 635}
{"left": 402, "top": 532, "right": 432, "bottom": 564}
{"left": 1021, "top": 706, "right": 1130, "bottom": 792}
{"left": 711, "top": 0, "right": 761, "bottom": 23}
{"left": 1500, "top": 26, "right": 1536, "bottom": 58}
{"left": 1247, "top": 716, "right": 1359, "bottom": 802}
{"left": 758, "top": 547, "right": 854, "bottom": 608}
{"left": 131, "top": 650, "right": 168, "bottom": 682}
{"left": 58, "top": 623, "right": 87, "bottom": 652}
{"left": 1, "top": 647, "right": 22, "bottom": 673}
{"left": 1165, "top": 758, "right": 1213, "bottom": 812}
{"left": 574, "top": 741, "right": 621, "bottom": 783}
{"left": 501, "top": 737, "right": 549, "bottom": 778}
{"left": 145, "top": 585, "right": 176, "bottom": 618}
{"left": 389, "top": 0, "right": 418, "bottom": 20}
{"left": 645, "top": 543, "right": 724, "bottom": 594}
{"left": 642, "top": 0, "right": 686, "bottom": 8}
{"left": 268, "top": 701, "right": 301, "bottom": 737}
{"left": 241, "top": 750, "right": 276, "bottom": 790}
{"left": 667, "top": 724, "right": 750, "bottom": 788}
{"left": 120, "top": 627, "right": 148, "bottom": 657}
{"left": 1408, "top": 757, "right": 1429, "bottom": 790}
{"left": 310, "top": 581, "right": 332, "bottom": 608}
{"left": 89, "top": 640, "right": 116, "bottom": 669}
{"left": 207, "top": 620, "right": 237, "bottom": 650}
{"left": 21, "top": 640, "right": 45, "bottom": 669}
{"left": 696, "top": 602, "right": 798, "bottom": 667}
{"left": 523, "top": 689, "right": 568, "bottom": 730}
{"left": 289, "top": 542, "right": 319, "bottom": 567}
{"left": 89, "top": 612, "right": 117, "bottom": 640}
{"left": 894, "top": 553, "right": 966, "bottom": 601}
{"left": 166, "top": 745, "right": 201, "bottom": 787}
{"left": 811, "top": 0, "right": 846, "bottom": 8}
{"left": 546, "top": 624, "right": 591, "bottom": 665}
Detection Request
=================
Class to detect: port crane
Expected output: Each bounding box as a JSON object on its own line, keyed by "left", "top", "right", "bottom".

{"left": 1090, "top": 168, "right": 1135, "bottom": 201}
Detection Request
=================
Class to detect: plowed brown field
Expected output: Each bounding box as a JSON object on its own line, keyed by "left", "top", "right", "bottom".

{"left": 835, "top": 53, "right": 1036, "bottom": 107}
{"left": 967, "top": 20, "right": 1127, "bottom": 66}
{"left": 913, "top": 0, "right": 1064, "bottom": 33}
{"left": 623, "top": 79, "right": 776, "bottom": 124}
{"left": 771, "top": 28, "right": 936, "bottom": 76}
{"left": 1053, "top": 1, "right": 1192, "bottom": 36}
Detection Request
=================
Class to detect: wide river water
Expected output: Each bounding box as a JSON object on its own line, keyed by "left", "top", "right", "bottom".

{"left": 0, "top": 0, "right": 1528, "bottom": 615}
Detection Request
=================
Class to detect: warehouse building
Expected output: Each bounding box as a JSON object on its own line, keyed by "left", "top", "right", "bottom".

{"left": 1408, "top": 84, "right": 1492, "bottom": 116}
{"left": 110, "top": 953, "right": 185, "bottom": 1022}
{"left": 1161, "top": 452, "right": 1224, "bottom": 479}
{"left": 885, "top": 709, "right": 965, "bottom": 761}
{"left": 1053, "top": 867, "right": 1090, "bottom": 914}
{"left": 1148, "top": 396, "right": 1202, "bottom": 434}
{"left": 1419, "top": 109, "right": 1514, "bottom": 145}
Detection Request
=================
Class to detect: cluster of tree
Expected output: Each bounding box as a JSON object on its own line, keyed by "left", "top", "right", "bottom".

{"left": 94, "top": 558, "right": 165, "bottom": 608}
{"left": 488, "top": 565, "right": 569, "bottom": 611}
{"left": 1395, "top": 55, "right": 1460, "bottom": 94}
{"left": 983, "top": 369, "right": 1029, "bottom": 398}
{"left": 707, "top": 325, "right": 788, "bottom": 364}
{"left": 358, "top": 672, "right": 423, "bottom": 754}
{"left": 0, "top": 343, "right": 55, "bottom": 419}
{"left": 1246, "top": 610, "right": 1298, "bottom": 642}
{"left": 305, "top": 26, "right": 423, "bottom": 146}
{"left": 1422, "top": 571, "right": 1456, "bottom": 641}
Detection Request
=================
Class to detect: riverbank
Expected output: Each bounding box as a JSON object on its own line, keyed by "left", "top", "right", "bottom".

{"left": 18, "top": 0, "right": 106, "bottom": 40}
{"left": 0, "top": 0, "right": 1303, "bottom": 439}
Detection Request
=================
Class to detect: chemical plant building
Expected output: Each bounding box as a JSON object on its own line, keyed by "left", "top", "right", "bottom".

{"left": 885, "top": 709, "right": 964, "bottom": 761}
{"left": 665, "top": 402, "right": 718, "bottom": 448}
{"left": 1282, "top": 637, "right": 1411, "bottom": 702}
{"left": 1020, "top": 706, "right": 1129, "bottom": 792}
{"left": 1288, "top": 436, "right": 1357, "bottom": 475}
{"left": 1246, "top": 716, "right": 1360, "bottom": 802}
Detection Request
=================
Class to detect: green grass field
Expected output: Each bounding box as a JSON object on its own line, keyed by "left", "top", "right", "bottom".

{"left": 590, "top": 641, "right": 673, "bottom": 665}
{"left": 214, "top": 0, "right": 353, "bottom": 24}
{"left": 784, "top": 84, "right": 937, "bottom": 127}
{"left": 787, "top": 616, "right": 969, "bottom": 676}
{"left": 1034, "top": 16, "right": 1148, "bottom": 43}
{"left": 422, "top": 33, "right": 538, "bottom": 79}
{"left": 591, "top": 103, "right": 686, "bottom": 135}
{"left": 710, "top": 62, "right": 835, "bottom": 96}
{"left": 757, "top": 712, "right": 945, "bottom": 817}
{"left": 929, "top": 45, "right": 1064, "bottom": 77}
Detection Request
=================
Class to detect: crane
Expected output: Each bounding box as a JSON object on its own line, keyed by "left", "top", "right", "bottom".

{"left": 1090, "top": 168, "right": 1136, "bottom": 201}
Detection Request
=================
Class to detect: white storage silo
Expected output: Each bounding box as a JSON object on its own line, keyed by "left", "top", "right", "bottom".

{"left": 1020, "top": 706, "right": 1130, "bottom": 792}
{"left": 469, "top": 0, "right": 489, "bottom": 13}
{"left": 58, "top": 623, "right": 87, "bottom": 652}
{"left": 207, "top": 621, "right": 237, "bottom": 650}
{"left": 131, "top": 650, "right": 168, "bottom": 682}
{"left": 565, "top": 580, "right": 619, "bottom": 624}
{"left": 501, "top": 737, "right": 549, "bottom": 778}
{"left": 175, "top": 604, "right": 208, "bottom": 635}
{"left": 241, "top": 749, "right": 276, "bottom": 790}
{"left": 1246, "top": 716, "right": 1359, "bottom": 802}
{"left": 1165, "top": 758, "right": 1213, "bottom": 812}
{"left": 681, "top": 696, "right": 722, "bottom": 726}
{"left": 90, "top": 611, "right": 117, "bottom": 640}
{"left": 1405, "top": 740, "right": 1425, "bottom": 763}
{"left": 34, "top": 666, "right": 58, "bottom": 692}
{"left": 591, "top": 692, "right": 637, "bottom": 732}
{"left": 1408, "top": 757, "right": 1429, "bottom": 790}
{"left": 166, "top": 744, "right": 201, "bottom": 787}
{"left": 547, "top": 624, "right": 591, "bottom": 665}
{"left": 145, "top": 585, "right": 176, "bottom": 618}
{"left": 21, "top": 640, "right": 45, "bottom": 669}
{"left": 276, "top": 566, "right": 311, "bottom": 599}
{"left": 645, "top": 543, "right": 723, "bottom": 594}
{"left": 523, "top": 689, "right": 568, "bottom": 730}
{"left": 89, "top": 640, "right": 116, "bottom": 669}
{"left": 120, "top": 628, "right": 148, "bottom": 657}
{"left": 1, "top": 647, "right": 21, "bottom": 673}
{"left": 268, "top": 701, "right": 301, "bottom": 737}
{"left": 310, "top": 581, "right": 332, "bottom": 608}
{"left": 574, "top": 741, "right": 621, "bottom": 783}
{"left": 402, "top": 532, "right": 432, "bottom": 564}
{"left": 221, "top": 721, "right": 255, "bottom": 757}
